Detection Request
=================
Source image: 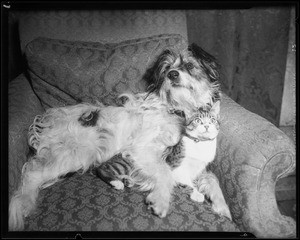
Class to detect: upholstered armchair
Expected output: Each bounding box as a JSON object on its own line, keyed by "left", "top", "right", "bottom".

{"left": 8, "top": 10, "right": 296, "bottom": 238}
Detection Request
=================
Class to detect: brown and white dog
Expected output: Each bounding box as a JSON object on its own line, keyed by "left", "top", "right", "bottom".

{"left": 9, "top": 44, "right": 226, "bottom": 230}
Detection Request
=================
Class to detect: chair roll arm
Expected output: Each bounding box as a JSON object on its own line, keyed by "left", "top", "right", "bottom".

{"left": 8, "top": 73, "right": 44, "bottom": 198}
{"left": 210, "top": 93, "right": 296, "bottom": 238}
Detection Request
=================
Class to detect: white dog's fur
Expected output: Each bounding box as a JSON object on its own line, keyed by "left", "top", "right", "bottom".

{"left": 9, "top": 45, "right": 229, "bottom": 230}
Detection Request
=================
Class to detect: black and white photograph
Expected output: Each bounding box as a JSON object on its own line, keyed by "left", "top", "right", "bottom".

{"left": 1, "top": 1, "right": 297, "bottom": 239}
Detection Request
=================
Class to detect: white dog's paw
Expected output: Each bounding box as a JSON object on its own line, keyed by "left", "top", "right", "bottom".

{"left": 145, "top": 192, "right": 169, "bottom": 218}
{"left": 190, "top": 190, "right": 205, "bottom": 203}
{"left": 212, "top": 200, "right": 232, "bottom": 220}
{"left": 110, "top": 180, "right": 124, "bottom": 190}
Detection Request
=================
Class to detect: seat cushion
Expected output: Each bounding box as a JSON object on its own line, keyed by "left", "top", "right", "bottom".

{"left": 25, "top": 34, "right": 187, "bottom": 109}
{"left": 24, "top": 173, "right": 240, "bottom": 231}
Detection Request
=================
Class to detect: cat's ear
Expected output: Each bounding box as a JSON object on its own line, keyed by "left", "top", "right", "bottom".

{"left": 210, "top": 100, "right": 220, "bottom": 117}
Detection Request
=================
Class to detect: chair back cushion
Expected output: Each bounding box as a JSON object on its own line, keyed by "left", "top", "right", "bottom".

{"left": 25, "top": 34, "right": 188, "bottom": 108}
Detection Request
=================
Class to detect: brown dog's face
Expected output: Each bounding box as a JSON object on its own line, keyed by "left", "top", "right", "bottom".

{"left": 145, "top": 44, "right": 221, "bottom": 119}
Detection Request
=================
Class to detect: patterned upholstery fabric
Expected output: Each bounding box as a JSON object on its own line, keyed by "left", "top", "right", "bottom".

{"left": 24, "top": 171, "right": 239, "bottom": 232}
{"left": 25, "top": 35, "right": 187, "bottom": 109}
{"left": 210, "top": 94, "right": 296, "bottom": 238}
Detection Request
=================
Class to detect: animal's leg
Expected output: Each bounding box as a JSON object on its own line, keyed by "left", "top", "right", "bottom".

{"left": 196, "top": 171, "right": 232, "bottom": 220}
{"left": 172, "top": 169, "right": 205, "bottom": 203}
{"left": 145, "top": 167, "right": 175, "bottom": 217}
{"left": 132, "top": 150, "right": 175, "bottom": 218}
{"left": 190, "top": 187, "right": 205, "bottom": 203}
{"left": 9, "top": 156, "right": 63, "bottom": 231}
{"left": 9, "top": 149, "right": 95, "bottom": 231}
{"left": 9, "top": 160, "right": 44, "bottom": 231}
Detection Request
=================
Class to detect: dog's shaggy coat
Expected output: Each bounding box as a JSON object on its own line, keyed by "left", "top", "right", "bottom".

{"left": 9, "top": 44, "right": 225, "bottom": 230}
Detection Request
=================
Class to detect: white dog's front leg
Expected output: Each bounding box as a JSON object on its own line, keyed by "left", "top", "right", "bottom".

{"left": 129, "top": 147, "right": 176, "bottom": 218}
{"left": 145, "top": 175, "right": 174, "bottom": 218}
{"left": 144, "top": 160, "right": 175, "bottom": 218}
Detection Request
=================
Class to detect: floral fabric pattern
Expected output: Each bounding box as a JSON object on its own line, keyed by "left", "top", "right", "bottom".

{"left": 208, "top": 94, "right": 296, "bottom": 238}
{"left": 24, "top": 172, "right": 239, "bottom": 232}
{"left": 25, "top": 35, "right": 187, "bottom": 109}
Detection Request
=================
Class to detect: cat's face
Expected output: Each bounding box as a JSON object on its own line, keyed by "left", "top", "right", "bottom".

{"left": 185, "top": 101, "right": 220, "bottom": 141}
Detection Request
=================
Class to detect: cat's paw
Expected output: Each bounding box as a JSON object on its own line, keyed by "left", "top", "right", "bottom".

{"left": 122, "top": 151, "right": 132, "bottom": 160}
{"left": 123, "top": 178, "right": 134, "bottom": 188}
{"left": 110, "top": 180, "right": 125, "bottom": 190}
{"left": 190, "top": 191, "right": 205, "bottom": 203}
{"left": 212, "top": 200, "right": 232, "bottom": 220}
{"left": 145, "top": 192, "right": 169, "bottom": 218}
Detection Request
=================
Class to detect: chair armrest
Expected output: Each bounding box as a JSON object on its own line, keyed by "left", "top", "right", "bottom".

{"left": 211, "top": 93, "right": 296, "bottom": 238}
{"left": 9, "top": 73, "right": 44, "bottom": 197}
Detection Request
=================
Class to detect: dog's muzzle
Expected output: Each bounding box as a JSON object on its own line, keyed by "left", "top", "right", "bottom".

{"left": 167, "top": 70, "right": 180, "bottom": 83}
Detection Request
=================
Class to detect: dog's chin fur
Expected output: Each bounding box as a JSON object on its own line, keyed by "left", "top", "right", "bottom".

{"left": 9, "top": 44, "right": 227, "bottom": 230}
{"left": 159, "top": 79, "right": 215, "bottom": 118}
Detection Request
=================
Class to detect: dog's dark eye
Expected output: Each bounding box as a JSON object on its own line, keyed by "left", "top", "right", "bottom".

{"left": 82, "top": 112, "right": 93, "bottom": 121}
{"left": 78, "top": 110, "right": 99, "bottom": 127}
{"left": 186, "top": 62, "right": 194, "bottom": 70}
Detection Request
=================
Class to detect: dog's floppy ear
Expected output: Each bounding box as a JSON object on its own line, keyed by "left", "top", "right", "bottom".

{"left": 188, "top": 43, "right": 220, "bottom": 82}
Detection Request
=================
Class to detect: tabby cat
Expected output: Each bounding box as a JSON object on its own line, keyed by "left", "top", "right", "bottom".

{"left": 94, "top": 100, "right": 231, "bottom": 219}
{"left": 93, "top": 153, "right": 135, "bottom": 190}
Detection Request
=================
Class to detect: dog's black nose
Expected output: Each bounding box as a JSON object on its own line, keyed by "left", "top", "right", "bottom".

{"left": 167, "top": 70, "right": 179, "bottom": 81}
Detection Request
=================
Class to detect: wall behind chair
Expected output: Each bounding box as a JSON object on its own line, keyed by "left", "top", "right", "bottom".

{"left": 15, "top": 10, "right": 188, "bottom": 53}
{"left": 186, "top": 7, "right": 293, "bottom": 126}
{"left": 8, "top": 12, "right": 23, "bottom": 81}
{"left": 279, "top": 7, "right": 295, "bottom": 127}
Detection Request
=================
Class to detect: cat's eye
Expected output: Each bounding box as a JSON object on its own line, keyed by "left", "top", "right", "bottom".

{"left": 194, "top": 118, "right": 201, "bottom": 124}
{"left": 186, "top": 62, "right": 194, "bottom": 70}
{"left": 211, "top": 118, "right": 217, "bottom": 124}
